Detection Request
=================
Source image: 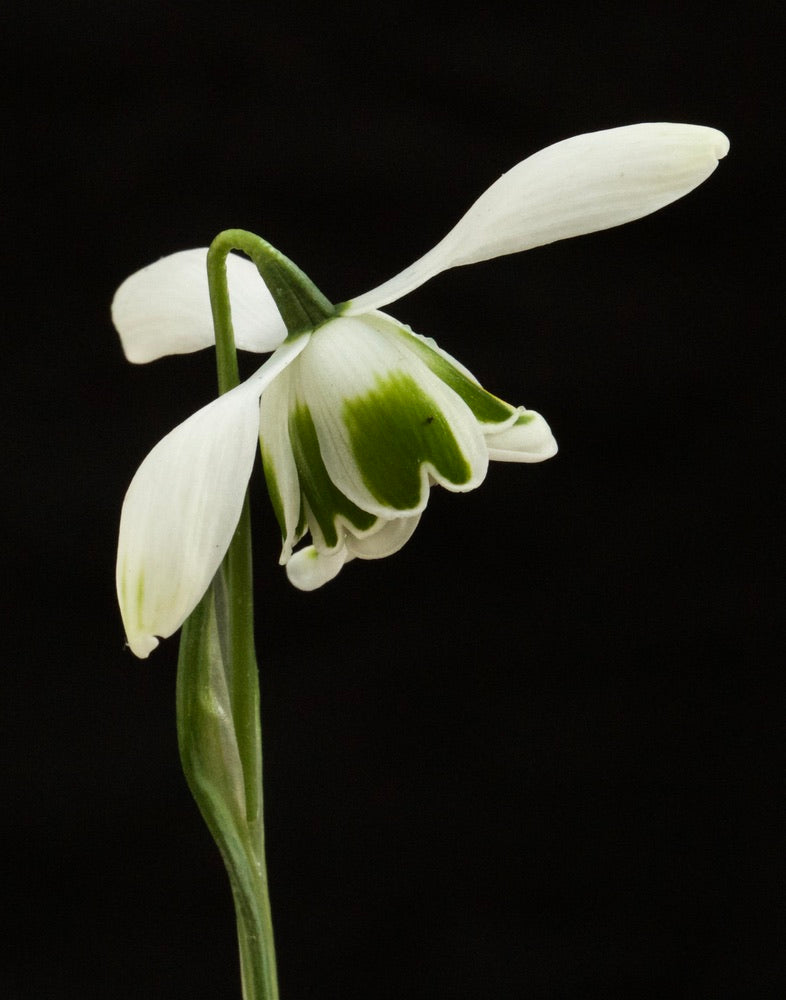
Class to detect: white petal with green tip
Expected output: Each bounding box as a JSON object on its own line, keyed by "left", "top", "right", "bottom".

{"left": 112, "top": 249, "right": 287, "bottom": 363}
{"left": 345, "top": 123, "right": 729, "bottom": 313}
{"left": 286, "top": 545, "right": 350, "bottom": 591}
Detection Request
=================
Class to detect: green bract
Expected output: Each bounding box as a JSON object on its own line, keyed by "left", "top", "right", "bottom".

{"left": 113, "top": 123, "right": 729, "bottom": 656}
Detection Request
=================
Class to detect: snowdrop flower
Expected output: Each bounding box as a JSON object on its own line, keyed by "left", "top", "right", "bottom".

{"left": 114, "top": 123, "right": 728, "bottom": 657}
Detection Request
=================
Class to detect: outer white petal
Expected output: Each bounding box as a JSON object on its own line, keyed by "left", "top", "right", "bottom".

{"left": 286, "top": 545, "right": 350, "bottom": 591}
{"left": 117, "top": 338, "right": 309, "bottom": 657}
{"left": 485, "top": 409, "right": 558, "bottom": 463}
{"left": 345, "top": 123, "right": 729, "bottom": 313}
{"left": 112, "top": 249, "right": 288, "bottom": 363}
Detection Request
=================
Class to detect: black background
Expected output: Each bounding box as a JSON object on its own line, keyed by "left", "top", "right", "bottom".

{"left": 6, "top": 2, "right": 782, "bottom": 998}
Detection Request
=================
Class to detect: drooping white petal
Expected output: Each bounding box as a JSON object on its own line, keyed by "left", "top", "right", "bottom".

{"left": 117, "top": 382, "right": 260, "bottom": 657}
{"left": 112, "top": 249, "right": 287, "bottom": 363}
{"left": 345, "top": 123, "right": 729, "bottom": 313}
{"left": 485, "top": 409, "right": 558, "bottom": 463}
{"left": 117, "top": 338, "right": 309, "bottom": 657}
{"left": 286, "top": 545, "right": 350, "bottom": 591}
{"left": 344, "top": 512, "right": 422, "bottom": 560}
{"left": 295, "top": 315, "right": 489, "bottom": 517}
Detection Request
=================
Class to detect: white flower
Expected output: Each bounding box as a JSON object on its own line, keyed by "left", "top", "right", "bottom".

{"left": 113, "top": 123, "right": 728, "bottom": 657}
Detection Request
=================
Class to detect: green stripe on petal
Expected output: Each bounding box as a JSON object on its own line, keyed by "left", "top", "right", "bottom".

{"left": 259, "top": 442, "right": 287, "bottom": 539}
{"left": 289, "top": 403, "right": 377, "bottom": 549}
{"left": 424, "top": 358, "right": 514, "bottom": 425}
{"left": 368, "top": 314, "right": 517, "bottom": 427}
{"left": 259, "top": 366, "right": 304, "bottom": 561}
{"left": 388, "top": 325, "right": 516, "bottom": 424}
{"left": 343, "top": 371, "right": 472, "bottom": 510}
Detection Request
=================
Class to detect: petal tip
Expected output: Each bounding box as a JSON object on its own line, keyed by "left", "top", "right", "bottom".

{"left": 286, "top": 545, "right": 348, "bottom": 590}
{"left": 485, "top": 410, "right": 558, "bottom": 463}
{"left": 706, "top": 127, "right": 730, "bottom": 160}
{"left": 127, "top": 632, "right": 160, "bottom": 659}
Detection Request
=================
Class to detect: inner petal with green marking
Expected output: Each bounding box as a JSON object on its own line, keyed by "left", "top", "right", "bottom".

{"left": 342, "top": 370, "right": 473, "bottom": 510}
{"left": 288, "top": 402, "right": 377, "bottom": 550}
{"left": 295, "top": 314, "right": 489, "bottom": 518}
{"left": 366, "top": 313, "right": 520, "bottom": 428}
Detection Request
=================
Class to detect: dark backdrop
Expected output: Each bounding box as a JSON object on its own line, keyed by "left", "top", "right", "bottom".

{"left": 6, "top": 2, "right": 782, "bottom": 998}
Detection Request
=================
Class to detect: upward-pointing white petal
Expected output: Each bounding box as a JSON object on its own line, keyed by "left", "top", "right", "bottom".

{"left": 112, "top": 249, "right": 288, "bottom": 363}
{"left": 345, "top": 123, "right": 729, "bottom": 313}
{"left": 116, "top": 338, "right": 309, "bottom": 658}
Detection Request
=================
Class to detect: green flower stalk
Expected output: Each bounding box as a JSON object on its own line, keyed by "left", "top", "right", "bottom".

{"left": 112, "top": 122, "right": 728, "bottom": 1000}
{"left": 172, "top": 232, "right": 334, "bottom": 1000}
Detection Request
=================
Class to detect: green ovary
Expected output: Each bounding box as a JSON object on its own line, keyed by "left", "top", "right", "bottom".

{"left": 343, "top": 372, "right": 471, "bottom": 510}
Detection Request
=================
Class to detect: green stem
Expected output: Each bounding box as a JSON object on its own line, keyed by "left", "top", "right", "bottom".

{"left": 207, "top": 235, "right": 277, "bottom": 1000}
{"left": 207, "top": 229, "right": 334, "bottom": 356}
{"left": 177, "top": 230, "right": 332, "bottom": 1000}
{"left": 204, "top": 238, "right": 264, "bottom": 845}
{"left": 177, "top": 591, "right": 278, "bottom": 1000}
{"left": 203, "top": 229, "right": 333, "bottom": 838}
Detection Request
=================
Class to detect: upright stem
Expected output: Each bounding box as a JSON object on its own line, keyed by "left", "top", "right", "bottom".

{"left": 206, "top": 236, "right": 275, "bottom": 1000}
{"left": 178, "top": 230, "right": 334, "bottom": 1000}
{"left": 177, "top": 590, "right": 278, "bottom": 1000}
{"left": 205, "top": 239, "right": 263, "bottom": 837}
{"left": 204, "top": 228, "right": 333, "bottom": 844}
